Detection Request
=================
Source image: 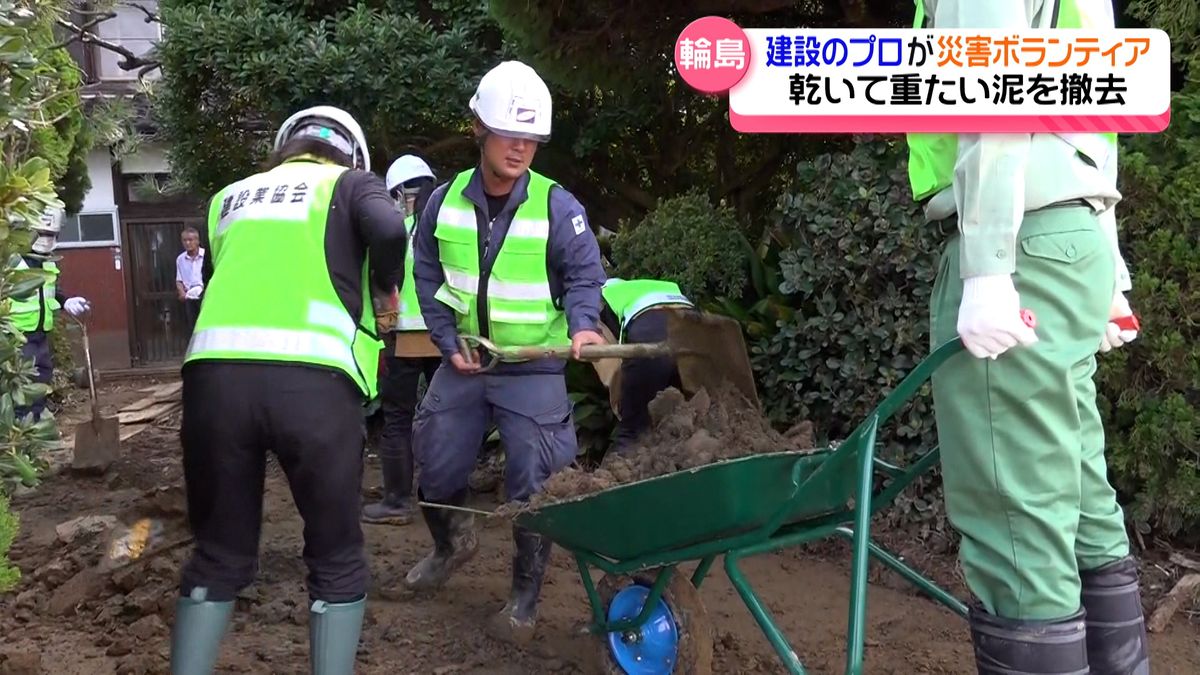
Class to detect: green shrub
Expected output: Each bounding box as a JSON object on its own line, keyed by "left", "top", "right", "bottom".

{"left": 750, "top": 138, "right": 947, "bottom": 530}
{"left": 1097, "top": 83, "right": 1200, "bottom": 541}
{"left": 0, "top": 493, "right": 18, "bottom": 592}
{"left": 610, "top": 191, "right": 749, "bottom": 304}
{"left": 757, "top": 138, "right": 941, "bottom": 444}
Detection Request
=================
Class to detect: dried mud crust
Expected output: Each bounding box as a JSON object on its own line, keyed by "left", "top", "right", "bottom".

{"left": 517, "top": 383, "right": 816, "bottom": 513}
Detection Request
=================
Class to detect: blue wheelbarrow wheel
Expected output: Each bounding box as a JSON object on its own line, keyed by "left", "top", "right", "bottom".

{"left": 590, "top": 570, "right": 714, "bottom": 675}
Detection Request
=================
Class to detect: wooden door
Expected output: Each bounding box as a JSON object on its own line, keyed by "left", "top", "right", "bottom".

{"left": 125, "top": 218, "right": 205, "bottom": 365}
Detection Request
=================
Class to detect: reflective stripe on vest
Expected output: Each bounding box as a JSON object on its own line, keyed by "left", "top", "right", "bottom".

{"left": 11, "top": 259, "right": 60, "bottom": 333}
{"left": 185, "top": 160, "right": 382, "bottom": 399}
{"left": 905, "top": 0, "right": 1117, "bottom": 201}
{"left": 432, "top": 169, "right": 569, "bottom": 348}
{"left": 396, "top": 213, "right": 427, "bottom": 331}
{"left": 601, "top": 278, "right": 693, "bottom": 341}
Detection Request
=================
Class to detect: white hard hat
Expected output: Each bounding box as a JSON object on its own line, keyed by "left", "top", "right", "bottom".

{"left": 274, "top": 105, "right": 371, "bottom": 172}
{"left": 385, "top": 155, "right": 435, "bottom": 192}
{"left": 31, "top": 206, "right": 64, "bottom": 255}
{"left": 468, "top": 61, "right": 552, "bottom": 142}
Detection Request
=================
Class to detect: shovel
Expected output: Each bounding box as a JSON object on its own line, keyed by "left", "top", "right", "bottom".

{"left": 458, "top": 308, "right": 760, "bottom": 410}
{"left": 71, "top": 315, "right": 121, "bottom": 473}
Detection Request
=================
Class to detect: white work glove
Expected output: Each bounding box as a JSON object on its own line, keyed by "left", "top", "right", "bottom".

{"left": 184, "top": 285, "right": 203, "bottom": 300}
{"left": 64, "top": 297, "right": 91, "bottom": 317}
{"left": 1099, "top": 292, "right": 1138, "bottom": 353}
{"left": 957, "top": 275, "right": 1039, "bottom": 359}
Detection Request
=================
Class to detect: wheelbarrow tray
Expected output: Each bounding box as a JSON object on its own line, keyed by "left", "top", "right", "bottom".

{"left": 516, "top": 449, "right": 853, "bottom": 562}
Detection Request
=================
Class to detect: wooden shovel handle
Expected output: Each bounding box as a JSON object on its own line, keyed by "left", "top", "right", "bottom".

{"left": 503, "top": 342, "right": 673, "bottom": 362}
{"left": 458, "top": 335, "right": 673, "bottom": 363}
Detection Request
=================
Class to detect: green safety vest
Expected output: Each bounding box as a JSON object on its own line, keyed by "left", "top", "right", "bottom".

{"left": 905, "top": 0, "right": 1117, "bottom": 201}
{"left": 601, "top": 278, "right": 692, "bottom": 342}
{"left": 432, "top": 168, "right": 568, "bottom": 349}
{"left": 396, "top": 213, "right": 426, "bottom": 331}
{"left": 10, "top": 258, "right": 60, "bottom": 333}
{"left": 184, "top": 159, "right": 383, "bottom": 399}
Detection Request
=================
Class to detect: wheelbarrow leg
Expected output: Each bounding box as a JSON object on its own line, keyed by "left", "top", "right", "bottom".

{"left": 575, "top": 553, "right": 606, "bottom": 631}
{"left": 724, "top": 554, "right": 807, "bottom": 675}
{"left": 691, "top": 554, "right": 717, "bottom": 589}
{"left": 834, "top": 527, "right": 969, "bottom": 619}
{"left": 843, "top": 422, "right": 880, "bottom": 675}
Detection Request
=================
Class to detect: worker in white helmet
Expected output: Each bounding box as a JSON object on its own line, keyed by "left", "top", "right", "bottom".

{"left": 362, "top": 154, "right": 441, "bottom": 525}
{"left": 403, "top": 61, "right": 607, "bottom": 646}
{"left": 11, "top": 205, "right": 92, "bottom": 422}
{"left": 169, "top": 105, "right": 408, "bottom": 675}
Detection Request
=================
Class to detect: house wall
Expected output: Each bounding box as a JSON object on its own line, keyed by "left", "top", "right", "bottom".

{"left": 56, "top": 149, "right": 130, "bottom": 370}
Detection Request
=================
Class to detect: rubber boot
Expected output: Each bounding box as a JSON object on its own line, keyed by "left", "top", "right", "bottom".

{"left": 362, "top": 450, "right": 415, "bottom": 525}
{"left": 402, "top": 489, "right": 478, "bottom": 591}
{"left": 169, "top": 587, "right": 234, "bottom": 675}
{"left": 309, "top": 596, "right": 366, "bottom": 675}
{"left": 485, "top": 524, "right": 553, "bottom": 646}
{"left": 1081, "top": 556, "right": 1151, "bottom": 675}
{"left": 969, "top": 606, "right": 1089, "bottom": 675}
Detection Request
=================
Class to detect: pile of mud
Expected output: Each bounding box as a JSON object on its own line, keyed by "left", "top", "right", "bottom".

{"left": 1, "top": 484, "right": 191, "bottom": 675}
{"left": 517, "top": 383, "right": 815, "bottom": 512}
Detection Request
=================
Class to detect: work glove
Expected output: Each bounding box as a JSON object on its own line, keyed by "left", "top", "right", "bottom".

{"left": 372, "top": 286, "right": 400, "bottom": 334}
{"left": 1099, "top": 292, "right": 1139, "bottom": 353}
{"left": 956, "top": 274, "right": 1039, "bottom": 359}
{"left": 64, "top": 297, "right": 91, "bottom": 317}
{"left": 184, "top": 285, "right": 203, "bottom": 300}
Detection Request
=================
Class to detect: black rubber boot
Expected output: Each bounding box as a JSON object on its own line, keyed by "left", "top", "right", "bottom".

{"left": 362, "top": 451, "right": 415, "bottom": 525}
{"left": 485, "top": 524, "right": 553, "bottom": 646}
{"left": 969, "top": 605, "right": 1089, "bottom": 675}
{"left": 1081, "top": 556, "right": 1151, "bottom": 675}
{"left": 402, "top": 489, "right": 478, "bottom": 591}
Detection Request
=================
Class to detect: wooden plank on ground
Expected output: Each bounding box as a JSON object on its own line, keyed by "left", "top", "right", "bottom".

{"left": 120, "top": 424, "right": 151, "bottom": 441}
{"left": 120, "top": 382, "right": 183, "bottom": 413}
{"left": 117, "top": 401, "right": 181, "bottom": 425}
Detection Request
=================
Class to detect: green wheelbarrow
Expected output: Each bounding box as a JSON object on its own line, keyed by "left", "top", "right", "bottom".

{"left": 516, "top": 337, "right": 977, "bottom": 674}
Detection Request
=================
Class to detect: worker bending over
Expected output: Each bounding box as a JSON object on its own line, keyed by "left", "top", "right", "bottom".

{"left": 911, "top": 2, "right": 1148, "bottom": 674}
{"left": 362, "top": 154, "right": 441, "bottom": 526}
{"left": 404, "top": 61, "right": 607, "bottom": 646}
{"left": 11, "top": 206, "right": 91, "bottom": 421}
{"left": 170, "top": 106, "right": 407, "bottom": 675}
{"left": 599, "top": 277, "right": 693, "bottom": 451}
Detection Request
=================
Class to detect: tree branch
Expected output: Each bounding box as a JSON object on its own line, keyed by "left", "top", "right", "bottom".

{"left": 54, "top": 16, "right": 161, "bottom": 76}
{"left": 124, "top": 1, "right": 160, "bottom": 23}
{"left": 53, "top": 11, "right": 115, "bottom": 48}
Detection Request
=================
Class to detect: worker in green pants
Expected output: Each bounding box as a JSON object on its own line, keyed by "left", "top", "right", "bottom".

{"left": 910, "top": 2, "right": 1150, "bottom": 674}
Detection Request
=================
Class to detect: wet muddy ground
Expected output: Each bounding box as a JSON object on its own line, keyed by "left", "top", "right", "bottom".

{"left": 1, "top": 376, "right": 1196, "bottom": 674}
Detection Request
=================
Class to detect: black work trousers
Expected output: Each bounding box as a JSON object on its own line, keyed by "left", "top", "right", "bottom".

{"left": 613, "top": 310, "right": 681, "bottom": 450}
{"left": 377, "top": 354, "right": 441, "bottom": 495}
{"left": 178, "top": 361, "right": 368, "bottom": 603}
{"left": 180, "top": 299, "right": 202, "bottom": 338}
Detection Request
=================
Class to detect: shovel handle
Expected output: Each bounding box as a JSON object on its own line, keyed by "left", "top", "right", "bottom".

{"left": 457, "top": 335, "right": 672, "bottom": 363}
{"left": 70, "top": 314, "right": 101, "bottom": 422}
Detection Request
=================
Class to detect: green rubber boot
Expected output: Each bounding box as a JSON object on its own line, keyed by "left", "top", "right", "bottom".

{"left": 169, "top": 587, "right": 234, "bottom": 675}
{"left": 309, "top": 596, "right": 366, "bottom": 675}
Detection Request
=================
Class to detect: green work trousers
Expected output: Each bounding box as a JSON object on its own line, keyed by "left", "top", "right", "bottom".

{"left": 930, "top": 204, "right": 1129, "bottom": 621}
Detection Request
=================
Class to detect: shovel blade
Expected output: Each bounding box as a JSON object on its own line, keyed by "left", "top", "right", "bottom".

{"left": 664, "top": 309, "right": 760, "bottom": 410}
{"left": 72, "top": 415, "right": 121, "bottom": 472}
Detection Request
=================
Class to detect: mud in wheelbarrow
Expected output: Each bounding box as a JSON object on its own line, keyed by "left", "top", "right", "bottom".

{"left": 515, "top": 338, "right": 973, "bottom": 675}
